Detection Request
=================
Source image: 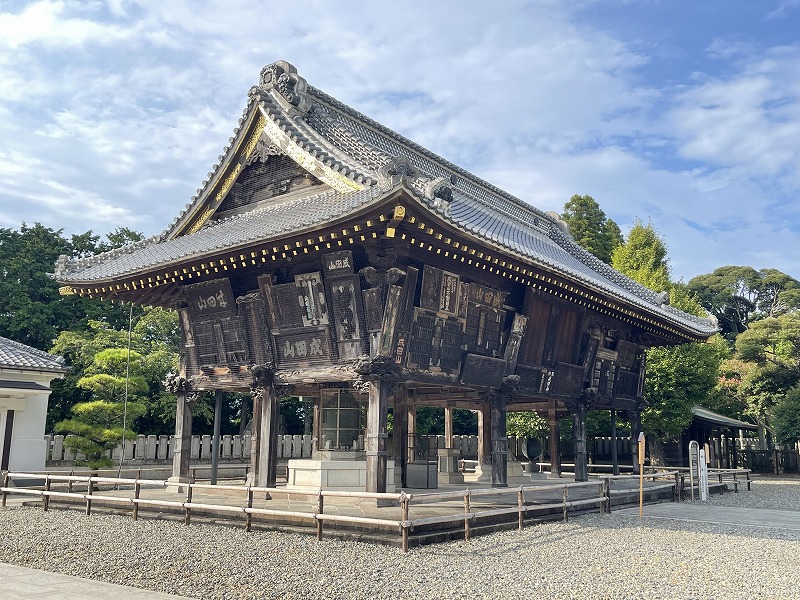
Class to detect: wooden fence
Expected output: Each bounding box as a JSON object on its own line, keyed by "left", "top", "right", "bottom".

{"left": 1, "top": 470, "right": 689, "bottom": 552}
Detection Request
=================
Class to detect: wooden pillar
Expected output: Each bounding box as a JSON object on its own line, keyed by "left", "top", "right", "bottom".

{"left": 248, "top": 381, "right": 280, "bottom": 487}
{"left": 477, "top": 402, "right": 492, "bottom": 481}
{"left": 444, "top": 406, "right": 454, "bottom": 448}
{"left": 239, "top": 395, "right": 249, "bottom": 437}
{"left": 610, "top": 409, "right": 619, "bottom": 476}
{"left": 490, "top": 393, "right": 508, "bottom": 487}
{"left": 366, "top": 380, "right": 390, "bottom": 493}
{"left": 170, "top": 390, "right": 196, "bottom": 484}
{"left": 548, "top": 408, "right": 561, "bottom": 478}
{"left": 211, "top": 390, "right": 223, "bottom": 485}
{"left": 573, "top": 400, "right": 588, "bottom": 482}
{"left": 393, "top": 386, "right": 408, "bottom": 487}
{"left": 407, "top": 401, "right": 416, "bottom": 464}
{"left": 630, "top": 409, "right": 642, "bottom": 475}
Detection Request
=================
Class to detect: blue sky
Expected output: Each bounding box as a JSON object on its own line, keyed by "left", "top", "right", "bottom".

{"left": 1, "top": 1, "right": 799, "bottom": 282}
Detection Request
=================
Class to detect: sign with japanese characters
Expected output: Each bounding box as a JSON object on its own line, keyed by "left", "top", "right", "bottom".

{"left": 273, "top": 327, "right": 332, "bottom": 368}
{"left": 185, "top": 278, "right": 236, "bottom": 317}
{"left": 322, "top": 250, "right": 354, "bottom": 277}
{"left": 295, "top": 271, "right": 330, "bottom": 327}
{"left": 466, "top": 282, "right": 507, "bottom": 309}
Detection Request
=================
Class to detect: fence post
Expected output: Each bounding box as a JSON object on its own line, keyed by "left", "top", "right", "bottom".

{"left": 518, "top": 487, "right": 524, "bottom": 530}
{"left": 562, "top": 486, "right": 569, "bottom": 522}
{"left": 184, "top": 485, "right": 192, "bottom": 526}
{"left": 400, "top": 492, "right": 409, "bottom": 552}
{"left": 245, "top": 487, "right": 253, "bottom": 532}
{"left": 133, "top": 482, "right": 141, "bottom": 521}
{"left": 43, "top": 476, "right": 51, "bottom": 512}
{"left": 464, "top": 490, "right": 471, "bottom": 541}
{"left": 86, "top": 476, "right": 93, "bottom": 516}
{"left": 1, "top": 472, "right": 7, "bottom": 508}
{"left": 317, "top": 492, "right": 324, "bottom": 542}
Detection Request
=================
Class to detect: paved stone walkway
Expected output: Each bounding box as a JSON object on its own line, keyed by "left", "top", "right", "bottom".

{"left": 0, "top": 562, "right": 194, "bottom": 599}
{"left": 618, "top": 502, "right": 800, "bottom": 531}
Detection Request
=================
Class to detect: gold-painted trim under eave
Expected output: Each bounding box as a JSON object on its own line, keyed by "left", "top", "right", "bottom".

{"left": 58, "top": 286, "right": 75, "bottom": 296}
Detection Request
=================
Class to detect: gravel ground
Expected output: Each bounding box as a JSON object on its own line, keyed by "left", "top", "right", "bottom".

{"left": 1, "top": 475, "right": 799, "bottom": 599}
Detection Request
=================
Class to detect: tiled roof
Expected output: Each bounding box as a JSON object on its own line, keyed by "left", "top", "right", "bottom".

{"left": 55, "top": 60, "right": 717, "bottom": 338}
{"left": 0, "top": 336, "right": 67, "bottom": 373}
{"left": 0, "top": 380, "right": 51, "bottom": 391}
{"left": 692, "top": 405, "right": 758, "bottom": 430}
{"left": 57, "top": 186, "right": 382, "bottom": 283}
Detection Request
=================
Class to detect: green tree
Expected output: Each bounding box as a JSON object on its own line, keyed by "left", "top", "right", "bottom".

{"left": 610, "top": 219, "right": 670, "bottom": 291}
{"left": 49, "top": 308, "right": 179, "bottom": 433}
{"left": 0, "top": 223, "right": 144, "bottom": 351}
{"left": 55, "top": 348, "right": 148, "bottom": 468}
{"left": 561, "top": 194, "right": 623, "bottom": 264}
{"left": 727, "top": 312, "right": 800, "bottom": 437}
{"left": 612, "top": 221, "right": 724, "bottom": 464}
{"left": 687, "top": 266, "right": 800, "bottom": 341}
{"left": 506, "top": 412, "right": 547, "bottom": 438}
{"left": 772, "top": 386, "right": 800, "bottom": 445}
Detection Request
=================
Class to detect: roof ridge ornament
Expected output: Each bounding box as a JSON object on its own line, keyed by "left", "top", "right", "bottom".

{"left": 259, "top": 60, "right": 311, "bottom": 113}
{"left": 423, "top": 176, "right": 455, "bottom": 213}
{"left": 378, "top": 157, "right": 417, "bottom": 191}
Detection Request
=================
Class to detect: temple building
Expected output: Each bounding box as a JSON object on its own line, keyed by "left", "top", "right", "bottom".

{"left": 54, "top": 61, "right": 717, "bottom": 492}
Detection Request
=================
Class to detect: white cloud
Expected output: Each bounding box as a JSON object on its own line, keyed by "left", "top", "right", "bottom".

{"left": 0, "top": 1, "right": 130, "bottom": 48}
{"left": 0, "top": 0, "right": 799, "bottom": 283}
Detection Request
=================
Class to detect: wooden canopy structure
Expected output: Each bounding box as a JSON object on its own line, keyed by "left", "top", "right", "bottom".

{"left": 55, "top": 60, "right": 717, "bottom": 491}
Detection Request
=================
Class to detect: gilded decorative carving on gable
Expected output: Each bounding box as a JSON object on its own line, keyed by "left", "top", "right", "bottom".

{"left": 186, "top": 206, "right": 214, "bottom": 234}
{"left": 260, "top": 108, "right": 363, "bottom": 194}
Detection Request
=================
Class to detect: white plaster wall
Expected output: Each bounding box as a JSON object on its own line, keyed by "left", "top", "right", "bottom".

{"left": 0, "top": 369, "right": 59, "bottom": 473}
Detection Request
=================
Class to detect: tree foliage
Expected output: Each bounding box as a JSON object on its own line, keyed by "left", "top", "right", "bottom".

{"left": 55, "top": 346, "right": 150, "bottom": 468}
{"left": 0, "top": 224, "right": 144, "bottom": 350}
{"left": 687, "top": 266, "right": 800, "bottom": 341}
{"left": 561, "top": 194, "right": 623, "bottom": 264}
{"left": 49, "top": 308, "right": 179, "bottom": 433}
{"left": 611, "top": 219, "right": 670, "bottom": 291}
{"left": 611, "top": 219, "right": 725, "bottom": 462}
{"left": 772, "top": 386, "right": 800, "bottom": 444}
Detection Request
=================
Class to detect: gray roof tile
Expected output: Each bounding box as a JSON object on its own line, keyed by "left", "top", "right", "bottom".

{"left": 0, "top": 337, "right": 66, "bottom": 373}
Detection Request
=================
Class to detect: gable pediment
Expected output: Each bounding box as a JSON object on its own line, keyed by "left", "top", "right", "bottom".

{"left": 216, "top": 148, "right": 328, "bottom": 218}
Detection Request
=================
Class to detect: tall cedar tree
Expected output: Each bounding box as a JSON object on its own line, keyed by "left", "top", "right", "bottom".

{"left": 611, "top": 221, "right": 725, "bottom": 464}
{"left": 561, "top": 194, "right": 624, "bottom": 264}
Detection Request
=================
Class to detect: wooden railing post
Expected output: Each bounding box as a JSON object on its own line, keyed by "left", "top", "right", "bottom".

{"left": 317, "top": 492, "right": 324, "bottom": 542}
{"left": 184, "top": 485, "right": 192, "bottom": 525}
{"left": 464, "top": 490, "right": 471, "bottom": 541}
{"left": 562, "top": 486, "right": 569, "bottom": 522}
{"left": 85, "top": 476, "right": 93, "bottom": 516}
{"left": 245, "top": 487, "right": 253, "bottom": 532}
{"left": 43, "top": 476, "right": 51, "bottom": 512}
{"left": 133, "top": 482, "right": 141, "bottom": 521}
{"left": 517, "top": 487, "right": 524, "bottom": 530}
{"left": 400, "top": 493, "right": 409, "bottom": 553}
{"left": 1, "top": 472, "right": 8, "bottom": 507}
